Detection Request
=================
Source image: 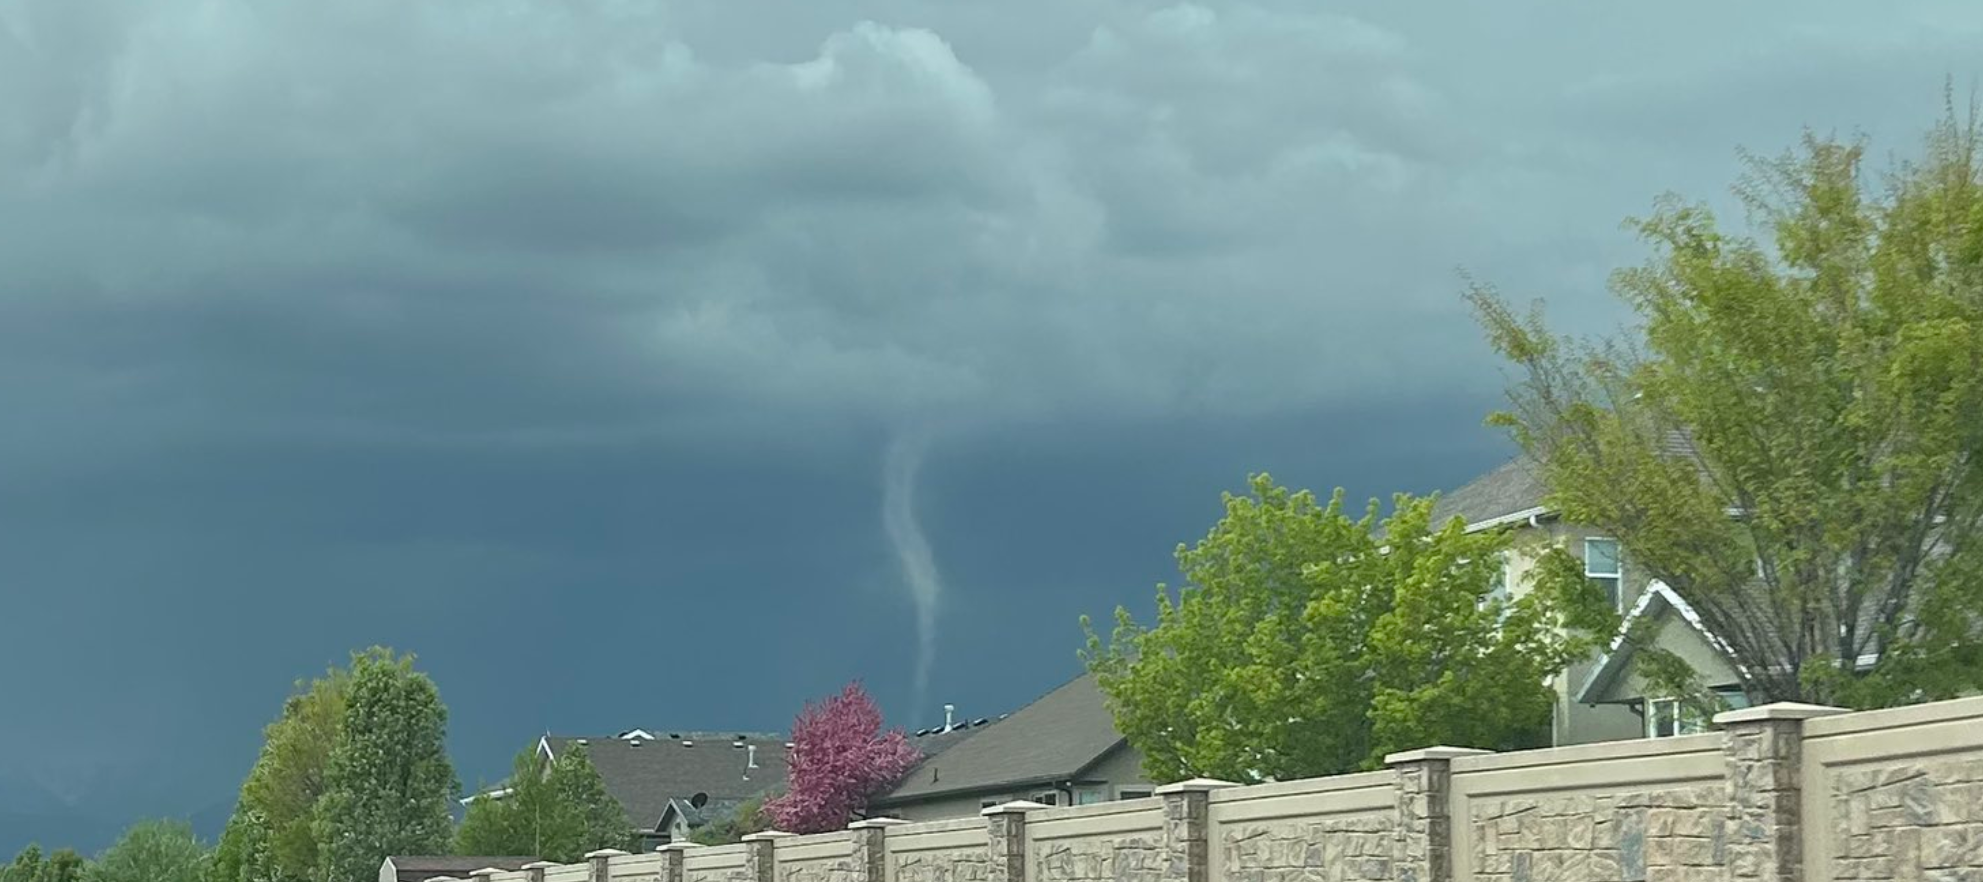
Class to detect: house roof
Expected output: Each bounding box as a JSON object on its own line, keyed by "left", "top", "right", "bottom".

{"left": 542, "top": 733, "right": 789, "bottom": 830}
{"left": 383, "top": 857, "right": 538, "bottom": 882}
{"left": 1576, "top": 581, "right": 1743, "bottom": 704}
{"left": 1428, "top": 457, "right": 1549, "bottom": 531}
{"left": 874, "top": 673, "right": 1124, "bottom": 806}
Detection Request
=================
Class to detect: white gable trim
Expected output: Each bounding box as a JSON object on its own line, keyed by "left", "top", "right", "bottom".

{"left": 1575, "top": 581, "right": 1738, "bottom": 705}
{"left": 1463, "top": 506, "right": 1553, "bottom": 534}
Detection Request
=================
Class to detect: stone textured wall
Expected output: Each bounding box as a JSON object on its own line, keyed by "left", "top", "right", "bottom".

{"left": 1830, "top": 758, "right": 1983, "bottom": 879}
{"left": 779, "top": 856, "right": 855, "bottom": 882}
{"left": 1468, "top": 785, "right": 1724, "bottom": 882}
{"left": 1032, "top": 832, "right": 1163, "bottom": 882}
{"left": 1220, "top": 816, "right": 1394, "bottom": 882}
{"left": 892, "top": 848, "right": 987, "bottom": 882}
{"left": 685, "top": 850, "right": 753, "bottom": 882}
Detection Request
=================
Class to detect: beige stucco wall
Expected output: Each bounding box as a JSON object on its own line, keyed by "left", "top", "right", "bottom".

{"left": 1502, "top": 519, "right": 1655, "bottom": 746}
{"left": 1026, "top": 801, "right": 1165, "bottom": 882}
{"left": 885, "top": 818, "right": 988, "bottom": 882}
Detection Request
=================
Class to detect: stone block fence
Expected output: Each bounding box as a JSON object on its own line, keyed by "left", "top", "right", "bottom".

{"left": 431, "top": 695, "right": 1983, "bottom": 882}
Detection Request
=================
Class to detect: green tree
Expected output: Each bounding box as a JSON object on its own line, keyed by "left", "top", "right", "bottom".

{"left": 87, "top": 820, "right": 207, "bottom": 882}
{"left": 210, "top": 665, "right": 349, "bottom": 882}
{"left": 1083, "top": 474, "right": 1613, "bottom": 784}
{"left": 36, "top": 850, "right": 85, "bottom": 882}
{"left": 454, "top": 742, "right": 632, "bottom": 862}
{"left": 687, "top": 798, "right": 769, "bottom": 846}
{"left": 312, "top": 648, "right": 457, "bottom": 882}
{"left": 3, "top": 845, "right": 44, "bottom": 882}
{"left": 1470, "top": 101, "right": 1983, "bottom": 711}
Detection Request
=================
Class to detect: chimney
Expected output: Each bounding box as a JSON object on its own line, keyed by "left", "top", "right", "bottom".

{"left": 747, "top": 745, "right": 760, "bottom": 769}
{"left": 943, "top": 704, "right": 956, "bottom": 732}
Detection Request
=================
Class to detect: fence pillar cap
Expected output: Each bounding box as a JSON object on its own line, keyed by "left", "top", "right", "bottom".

{"left": 1383, "top": 746, "right": 1492, "bottom": 765}
{"left": 848, "top": 817, "right": 912, "bottom": 829}
{"left": 521, "top": 862, "right": 560, "bottom": 870}
{"left": 742, "top": 831, "right": 797, "bottom": 842}
{"left": 470, "top": 869, "right": 505, "bottom": 878}
{"left": 586, "top": 849, "right": 632, "bottom": 860}
{"left": 1713, "top": 701, "right": 1848, "bottom": 726}
{"left": 655, "top": 843, "right": 704, "bottom": 853}
{"left": 425, "top": 877, "right": 461, "bottom": 882}
{"left": 981, "top": 799, "right": 1052, "bottom": 816}
{"left": 1154, "top": 778, "right": 1239, "bottom": 795}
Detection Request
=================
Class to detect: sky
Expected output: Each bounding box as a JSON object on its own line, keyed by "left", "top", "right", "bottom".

{"left": 2, "top": 0, "right": 1980, "bottom": 856}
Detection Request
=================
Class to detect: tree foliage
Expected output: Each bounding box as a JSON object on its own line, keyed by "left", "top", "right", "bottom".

{"left": 1471, "top": 100, "right": 1983, "bottom": 710}
{"left": 764, "top": 684, "right": 920, "bottom": 834}
{"left": 86, "top": 820, "right": 207, "bottom": 882}
{"left": 312, "top": 648, "right": 458, "bottom": 882}
{"left": 455, "top": 742, "right": 633, "bottom": 863}
{"left": 3, "top": 845, "right": 85, "bottom": 882}
{"left": 687, "top": 798, "right": 770, "bottom": 846}
{"left": 210, "top": 665, "right": 349, "bottom": 882}
{"left": 1084, "top": 474, "right": 1614, "bottom": 784}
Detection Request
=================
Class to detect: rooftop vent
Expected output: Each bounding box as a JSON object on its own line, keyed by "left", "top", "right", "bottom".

{"left": 943, "top": 704, "right": 956, "bottom": 732}
{"left": 668, "top": 732, "right": 681, "bottom": 739}
{"left": 628, "top": 738, "right": 643, "bottom": 747}
{"left": 575, "top": 738, "right": 589, "bottom": 746}
{"left": 972, "top": 718, "right": 990, "bottom": 727}
{"left": 682, "top": 740, "right": 694, "bottom": 747}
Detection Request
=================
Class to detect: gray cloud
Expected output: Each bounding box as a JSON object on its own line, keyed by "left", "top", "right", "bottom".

{"left": 2, "top": 0, "right": 1981, "bottom": 850}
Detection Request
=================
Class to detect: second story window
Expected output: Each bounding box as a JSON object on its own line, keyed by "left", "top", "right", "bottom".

{"left": 1585, "top": 538, "right": 1622, "bottom": 609}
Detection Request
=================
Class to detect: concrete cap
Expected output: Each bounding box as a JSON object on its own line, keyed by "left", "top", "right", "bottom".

{"left": 981, "top": 799, "right": 1052, "bottom": 816}
{"left": 1713, "top": 701, "right": 1849, "bottom": 726}
{"left": 1153, "top": 778, "right": 1240, "bottom": 795}
{"left": 520, "top": 862, "right": 559, "bottom": 870}
{"left": 585, "top": 849, "right": 632, "bottom": 860}
{"left": 425, "top": 877, "right": 460, "bottom": 882}
{"left": 655, "top": 843, "right": 704, "bottom": 853}
{"left": 1383, "top": 746, "right": 1493, "bottom": 765}
{"left": 469, "top": 869, "right": 505, "bottom": 879}
{"left": 741, "top": 831, "right": 797, "bottom": 842}
{"left": 848, "top": 817, "right": 912, "bottom": 829}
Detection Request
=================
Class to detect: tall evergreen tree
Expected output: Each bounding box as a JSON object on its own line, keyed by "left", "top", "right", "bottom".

{"left": 454, "top": 742, "right": 631, "bottom": 862}
{"left": 312, "top": 648, "right": 457, "bottom": 882}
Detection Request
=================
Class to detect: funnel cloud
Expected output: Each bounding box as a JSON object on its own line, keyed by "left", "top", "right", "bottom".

{"left": 882, "top": 430, "right": 943, "bottom": 707}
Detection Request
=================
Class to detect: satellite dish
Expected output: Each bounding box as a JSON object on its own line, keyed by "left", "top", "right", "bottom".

{"left": 690, "top": 792, "right": 710, "bottom": 809}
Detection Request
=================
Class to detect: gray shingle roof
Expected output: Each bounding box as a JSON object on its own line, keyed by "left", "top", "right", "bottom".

{"left": 875, "top": 673, "right": 1123, "bottom": 806}
{"left": 544, "top": 734, "right": 789, "bottom": 831}
{"left": 1428, "top": 457, "right": 1548, "bottom": 528}
{"left": 384, "top": 857, "right": 538, "bottom": 882}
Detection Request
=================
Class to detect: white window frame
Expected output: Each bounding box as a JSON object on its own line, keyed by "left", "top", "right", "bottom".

{"left": 1645, "top": 697, "right": 1707, "bottom": 739}
{"left": 1584, "top": 537, "right": 1623, "bottom": 610}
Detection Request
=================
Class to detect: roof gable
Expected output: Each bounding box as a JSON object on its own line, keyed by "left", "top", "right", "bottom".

{"left": 1577, "top": 581, "right": 1741, "bottom": 704}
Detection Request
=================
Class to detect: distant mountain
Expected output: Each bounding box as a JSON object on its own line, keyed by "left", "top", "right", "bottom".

{"left": 0, "top": 770, "right": 237, "bottom": 858}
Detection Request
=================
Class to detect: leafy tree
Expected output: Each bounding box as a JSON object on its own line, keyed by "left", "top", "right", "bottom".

{"left": 210, "top": 665, "right": 349, "bottom": 882}
{"left": 36, "top": 850, "right": 84, "bottom": 882}
{"left": 687, "top": 798, "right": 770, "bottom": 846}
{"left": 2, "top": 845, "right": 44, "bottom": 882}
{"left": 1083, "top": 474, "right": 1614, "bottom": 783}
{"left": 87, "top": 820, "right": 207, "bottom": 882}
{"left": 764, "top": 683, "right": 920, "bottom": 833}
{"left": 312, "top": 648, "right": 457, "bottom": 882}
{"left": 1470, "top": 101, "right": 1983, "bottom": 710}
{"left": 455, "top": 742, "right": 632, "bottom": 862}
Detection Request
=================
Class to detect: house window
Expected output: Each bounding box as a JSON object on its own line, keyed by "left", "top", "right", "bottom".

{"left": 1116, "top": 787, "right": 1154, "bottom": 801}
{"left": 1032, "top": 791, "right": 1060, "bottom": 806}
{"left": 1645, "top": 698, "right": 1707, "bottom": 738}
{"left": 1585, "top": 538, "right": 1622, "bottom": 609}
{"left": 1074, "top": 788, "right": 1106, "bottom": 806}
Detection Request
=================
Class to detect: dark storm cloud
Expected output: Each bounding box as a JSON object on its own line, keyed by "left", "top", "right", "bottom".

{"left": 1, "top": 0, "right": 1981, "bottom": 850}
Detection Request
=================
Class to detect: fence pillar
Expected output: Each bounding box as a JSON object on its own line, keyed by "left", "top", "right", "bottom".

{"left": 983, "top": 800, "right": 1049, "bottom": 882}
{"left": 1714, "top": 702, "right": 1844, "bottom": 882}
{"left": 1155, "top": 778, "right": 1236, "bottom": 882}
{"left": 522, "top": 861, "right": 556, "bottom": 882}
{"left": 585, "top": 849, "right": 630, "bottom": 882}
{"left": 849, "top": 817, "right": 909, "bottom": 882}
{"left": 743, "top": 832, "right": 794, "bottom": 882}
{"left": 469, "top": 869, "right": 502, "bottom": 882}
{"left": 656, "top": 842, "right": 701, "bottom": 882}
{"left": 1386, "top": 746, "right": 1489, "bottom": 882}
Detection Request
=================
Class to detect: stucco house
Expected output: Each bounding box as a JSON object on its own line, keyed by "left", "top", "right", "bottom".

{"left": 1428, "top": 456, "right": 1755, "bottom": 744}
{"left": 869, "top": 673, "right": 1153, "bottom": 821}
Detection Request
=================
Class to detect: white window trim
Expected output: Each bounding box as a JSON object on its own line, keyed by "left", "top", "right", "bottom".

{"left": 1584, "top": 537, "right": 1624, "bottom": 611}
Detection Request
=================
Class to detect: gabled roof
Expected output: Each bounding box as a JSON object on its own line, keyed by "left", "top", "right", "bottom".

{"left": 874, "top": 673, "right": 1124, "bottom": 806}
{"left": 383, "top": 857, "right": 537, "bottom": 882}
{"left": 1427, "top": 457, "right": 1549, "bottom": 531}
{"left": 542, "top": 733, "right": 789, "bottom": 831}
{"left": 1576, "top": 581, "right": 1741, "bottom": 705}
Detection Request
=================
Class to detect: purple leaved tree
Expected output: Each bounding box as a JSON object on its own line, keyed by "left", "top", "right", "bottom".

{"left": 765, "top": 682, "right": 922, "bottom": 833}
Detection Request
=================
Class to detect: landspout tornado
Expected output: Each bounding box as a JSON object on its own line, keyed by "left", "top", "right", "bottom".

{"left": 882, "top": 429, "right": 942, "bottom": 709}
